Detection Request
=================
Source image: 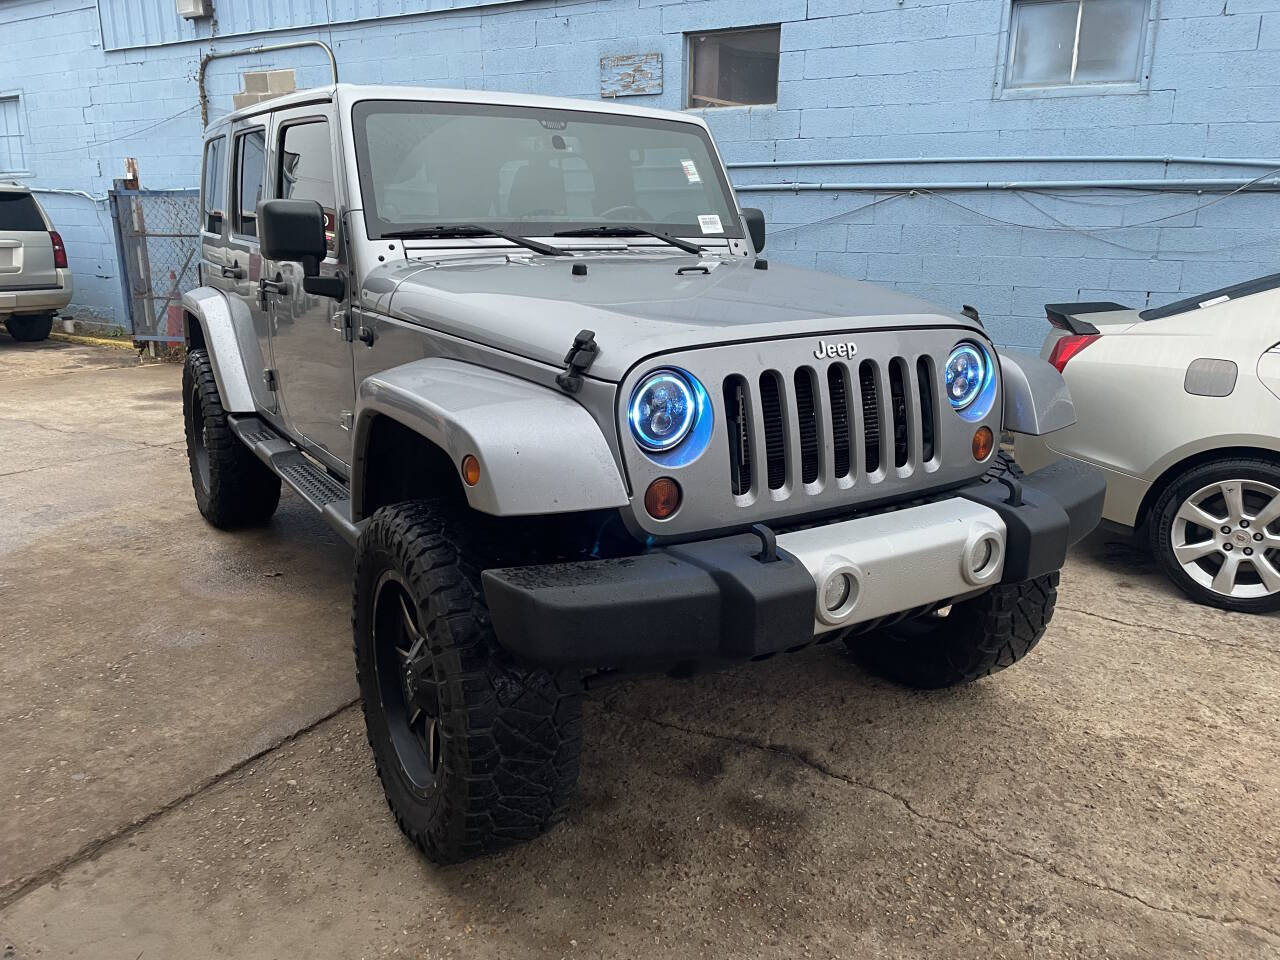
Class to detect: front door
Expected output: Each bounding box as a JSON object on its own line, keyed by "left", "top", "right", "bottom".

{"left": 262, "top": 111, "right": 355, "bottom": 464}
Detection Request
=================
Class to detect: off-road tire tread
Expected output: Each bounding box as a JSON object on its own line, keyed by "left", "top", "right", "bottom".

{"left": 5, "top": 314, "right": 54, "bottom": 342}
{"left": 183, "top": 348, "right": 280, "bottom": 527}
{"left": 1148, "top": 455, "right": 1280, "bottom": 614}
{"left": 353, "top": 500, "right": 583, "bottom": 864}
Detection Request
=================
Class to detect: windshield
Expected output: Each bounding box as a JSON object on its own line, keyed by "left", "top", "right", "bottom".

{"left": 352, "top": 99, "right": 742, "bottom": 242}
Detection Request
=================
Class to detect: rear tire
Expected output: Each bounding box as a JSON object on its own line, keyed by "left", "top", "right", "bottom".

{"left": 4, "top": 314, "right": 53, "bottom": 342}
{"left": 182, "top": 348, "right": 280, "bottom": 527}
{"left": 353, "top": 500, "right": 583, "bottom": 864}
{"left": 1148, "top": 457, "right": 1280, "bottom": 614}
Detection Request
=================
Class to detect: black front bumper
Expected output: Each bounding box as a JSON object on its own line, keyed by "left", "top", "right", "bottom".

{"left": 482, "top": 458, "right": 1105, "bottom": 670}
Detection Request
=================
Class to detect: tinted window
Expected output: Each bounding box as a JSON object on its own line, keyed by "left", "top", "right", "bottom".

{"left": 234, "top": 128, "right": 266, "bottom": 238}
{"left": 202, "top": 136, "right": 226, "bottom": 234}
{"left": 0, "top": 192, "right": 44, "bottom": 231}
{"left": 278, "top": 120, "right": 337, "bottom": 252}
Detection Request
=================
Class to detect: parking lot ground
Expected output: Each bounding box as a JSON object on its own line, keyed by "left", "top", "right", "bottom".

{"left": 1, "top": 334, "right": 1277, "bottom": 959}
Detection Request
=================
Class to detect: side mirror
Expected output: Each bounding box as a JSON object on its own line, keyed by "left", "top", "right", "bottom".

{"left": 741, "top": 207, "right": 766, "bottom": 254}
{"left": 258, "top": 199, "right": 327, "bottom": 277}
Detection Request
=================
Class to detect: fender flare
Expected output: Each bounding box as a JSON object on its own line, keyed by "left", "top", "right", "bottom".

{"left": 352, "top": 358, "right": 629, "bottom": 520}
{"left": 1000, "top": 349, "right": 1076, "bottom": 436}
{"left": 181, "top": 287, "right": 259, "bottom": 413}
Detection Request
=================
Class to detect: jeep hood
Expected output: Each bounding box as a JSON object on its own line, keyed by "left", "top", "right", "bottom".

{"left": 378, "top": 255, "right": 982, "bottom": 382}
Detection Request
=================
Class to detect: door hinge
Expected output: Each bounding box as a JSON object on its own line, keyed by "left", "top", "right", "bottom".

{"left": 263, "top": 368, "right": 278, "bottom": 391}
{"left": 340, "top": 410, "right": 353, "bottom": 431}
{"left": 335, "top": 309, "right": 353, "bottom": 343}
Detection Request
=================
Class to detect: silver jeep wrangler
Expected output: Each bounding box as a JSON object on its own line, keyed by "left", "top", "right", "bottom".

{"left": 184, "top": 74, "right": 1104, "bottom": 863}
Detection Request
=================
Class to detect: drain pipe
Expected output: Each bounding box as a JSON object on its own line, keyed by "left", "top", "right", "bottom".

{"left": 726, "top": 155, "right": 1280, "bottom": 171}
{"left": 733, "top": 177, "right": 1280, "bottom": 193}
{"left": 198, "top": 39, "right": 338, "bottom": 126}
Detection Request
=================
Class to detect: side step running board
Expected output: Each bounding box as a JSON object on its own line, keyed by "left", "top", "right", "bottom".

{"left": 228, "top": 415, "right": 365, "bottom": 547}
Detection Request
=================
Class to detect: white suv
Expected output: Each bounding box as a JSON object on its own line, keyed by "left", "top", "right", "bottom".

{"left": 0, "top": 182, "right": 73, "bottom": 342}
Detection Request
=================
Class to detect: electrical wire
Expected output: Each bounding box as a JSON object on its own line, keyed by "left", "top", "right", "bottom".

{"left": 32, "top": 104, "right": 200, "bottom": 158}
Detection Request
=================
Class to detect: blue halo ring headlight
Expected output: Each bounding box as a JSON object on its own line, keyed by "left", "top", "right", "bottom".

{"left": 945, "top": 342, "right": 987, "bottom": 411}
{"left": 629, "top": 370, "right": 697, "bottom": 452}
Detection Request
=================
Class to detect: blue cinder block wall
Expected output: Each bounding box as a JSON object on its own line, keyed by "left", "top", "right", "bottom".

{"left": 1, "top": 0, "right": 1277, "bottom": 348}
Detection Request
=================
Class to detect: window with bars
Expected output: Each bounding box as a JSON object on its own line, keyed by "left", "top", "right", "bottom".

{"left": 0, "top": 95, "right": 28, "bottom": 173}
{"left": 1006, "top": 0, "right": 1149, "bottom": 90}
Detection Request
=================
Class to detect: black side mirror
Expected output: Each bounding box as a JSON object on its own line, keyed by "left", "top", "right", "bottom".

{"left": 741, "top": 207, "right": 766, "bottom": 254}
{"left": 258, "top": 199, "right": 327, "bottom": 277}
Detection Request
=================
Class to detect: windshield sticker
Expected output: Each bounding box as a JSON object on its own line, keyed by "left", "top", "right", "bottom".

{"left": 698, "top": 214, "right": 724, "bottom": 235}
{"left": 681, "top": 159, "right": 702, "bottom": 183}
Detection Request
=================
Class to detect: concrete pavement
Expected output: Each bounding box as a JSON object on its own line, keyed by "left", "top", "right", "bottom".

{"left": 1, "top": 333, "right": 1276, "bottom": 959}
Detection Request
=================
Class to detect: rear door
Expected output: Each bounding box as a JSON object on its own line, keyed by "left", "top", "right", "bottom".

{"left": 261, "top": 109, "right": 354, "bottom": 462}
{"left": 0, "top": 191, "right": 54, "bottom": 290}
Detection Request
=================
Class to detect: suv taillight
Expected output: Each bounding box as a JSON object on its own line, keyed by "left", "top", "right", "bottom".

{"left": 1047, "top": 333, "right": 1099, "bottom": 373}
{"left": 50, "top": 231, "right": 68, "bottom": 269}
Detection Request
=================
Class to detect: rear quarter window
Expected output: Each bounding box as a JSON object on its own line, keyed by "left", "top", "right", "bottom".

{"left": 0, "top": 193, "right": 45, "bottom": 231}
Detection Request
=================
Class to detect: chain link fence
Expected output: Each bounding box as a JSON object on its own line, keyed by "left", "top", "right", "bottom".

{"left": 109, "top": 188, "right": 200, "bottom": 342}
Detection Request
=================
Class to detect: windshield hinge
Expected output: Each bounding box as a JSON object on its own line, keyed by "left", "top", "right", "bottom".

{"left": 555, "top": 329, "right": 598, "bottom": 395}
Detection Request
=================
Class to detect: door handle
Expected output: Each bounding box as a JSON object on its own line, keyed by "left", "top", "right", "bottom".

{"left": 221, "top": 261, "right": 245, "bottom": 280}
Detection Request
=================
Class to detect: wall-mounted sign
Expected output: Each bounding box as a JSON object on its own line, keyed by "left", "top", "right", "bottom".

{"left": 600, "top": 53, "right": 663, "bottom": 98}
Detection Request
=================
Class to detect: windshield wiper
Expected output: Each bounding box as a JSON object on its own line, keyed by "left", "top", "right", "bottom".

{"left": 552, "top": 225, "right": 704, "bottom": 256}
{"left": 383, "top": 224, "right": 568, "bottom": 257}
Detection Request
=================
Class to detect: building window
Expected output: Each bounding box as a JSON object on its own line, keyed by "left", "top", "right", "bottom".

{"left": 0, "top": 95, "right": 28, "bottom": 173}
{"left": 686, "top": 26, "right": 780, "bottom": 109}
{"left": 1006, "top": 0, "right": 1148, "bottom": 89}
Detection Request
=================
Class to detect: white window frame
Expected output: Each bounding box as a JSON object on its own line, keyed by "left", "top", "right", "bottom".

{"left": 0, "top": 91, "right": 30, "bottom": 176}
{"left": 994, "top": 0, "right": 1158, "bottom": 100}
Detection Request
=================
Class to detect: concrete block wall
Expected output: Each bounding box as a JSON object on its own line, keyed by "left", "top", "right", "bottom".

{"left": 0, "top": 0, "right": 1276, "bottom": 347}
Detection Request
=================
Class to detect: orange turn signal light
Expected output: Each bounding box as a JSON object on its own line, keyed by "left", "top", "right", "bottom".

{"left": 972, "top": 427, "right": 994, "bottom": 462}
{"left": 644, "top": 477, "right": 681, "bottom": 520}
{"left": 461, "top": 454, "right": 481, "bottom": 486}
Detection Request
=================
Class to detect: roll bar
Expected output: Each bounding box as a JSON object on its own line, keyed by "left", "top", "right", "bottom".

{"left": 198, "top": 40, "right": 338, "bottom": 127}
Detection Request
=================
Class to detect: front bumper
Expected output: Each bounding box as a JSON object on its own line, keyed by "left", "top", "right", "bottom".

{"left": 482, "top": 458, "right": 1105, "bottom": 670}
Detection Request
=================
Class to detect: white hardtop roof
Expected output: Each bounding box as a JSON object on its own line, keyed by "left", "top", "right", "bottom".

{"left": 0, "top": 180, "right": 32, "bottom": 193}
{"left": 210, "top": 82, "right": 709, "bottom": 133}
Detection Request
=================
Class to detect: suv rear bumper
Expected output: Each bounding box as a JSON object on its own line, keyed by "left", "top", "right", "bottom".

{"left": 482, "top": 459, "right": 1105, "bottom": 670}
{"left": 0, "top": 272, "right": 73, "bottom": 318}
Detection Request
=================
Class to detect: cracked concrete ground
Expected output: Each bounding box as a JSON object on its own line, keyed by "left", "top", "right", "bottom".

{"left": 1, "top": 334, "right": 1277, "bottom": 959}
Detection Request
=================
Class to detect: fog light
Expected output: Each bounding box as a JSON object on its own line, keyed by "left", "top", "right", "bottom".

{"left": 644, "top": 477, "right": 681, "bottom": 520}
{"left": 461, "top": 455, "right": 481, "bottom": 486}
{"left": 972, "top": 426, "right": 994, "bottom": 461}
{"left": 823, "top": 572, "right": 852, "bottom": 612}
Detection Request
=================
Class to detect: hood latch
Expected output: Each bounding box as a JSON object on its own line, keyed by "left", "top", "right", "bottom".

{"left": 556, "top": 329, "right": 598, "bottom": 394}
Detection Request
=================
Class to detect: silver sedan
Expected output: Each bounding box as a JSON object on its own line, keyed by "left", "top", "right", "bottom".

{"left": 1015, "top": 275, "right": 1280, "bottom": 614}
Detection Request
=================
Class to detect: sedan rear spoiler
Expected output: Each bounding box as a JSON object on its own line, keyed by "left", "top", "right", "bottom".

{"left": 1043, "top": 301, "right": 1130, "bottom": 336}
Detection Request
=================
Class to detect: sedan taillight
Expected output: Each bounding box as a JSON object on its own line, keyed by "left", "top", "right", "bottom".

{"left": 1048, "top": 333, "right": 1099, "bottom": 373}
{"left": 50, "top": 231, "right": 68, "bottom": 269}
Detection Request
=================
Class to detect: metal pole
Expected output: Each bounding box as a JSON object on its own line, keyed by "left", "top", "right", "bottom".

{"left": 733, "top": 177, "right": 1280, "bottom": 193}
{"left": 198, "top": 39, "right": 338, "bottom": 127}
{"left": 726, "top": 155, "right": 1280, "bottom": 171}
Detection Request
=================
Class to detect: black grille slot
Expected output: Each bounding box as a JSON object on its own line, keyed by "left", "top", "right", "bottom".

{"left": 858, "top": 360, "right": 880, "bottom": 473}
{"left": 917, "top": 357, "right": 936, "bottom": 463}
{"left": 889, "top": 357, "right": 910, "bottom": 469}
{"left": 759, "top": 371, "right": 787, "bottom": 490}
{"left": 827, "top": 364, "right": 851, "bottom": 479}
{"left": 723, "top": 376, "right": 752, "bottom": 496}
{"left": 794, "top": 368, "right": 819, "bottom": 484}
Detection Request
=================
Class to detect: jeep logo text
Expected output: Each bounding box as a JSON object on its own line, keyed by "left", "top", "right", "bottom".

{"left": 814, "top": 340, "right": 858, "bottom": 360}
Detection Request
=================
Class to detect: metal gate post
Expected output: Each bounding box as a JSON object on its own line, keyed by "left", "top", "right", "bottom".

{"left": 107, "top": 185, "right": 136, "bottom": 335}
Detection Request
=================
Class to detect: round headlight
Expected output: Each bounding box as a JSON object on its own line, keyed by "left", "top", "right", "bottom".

{"left": 629, "top": 370, "right": 696, "bottom": 452}
{"left": 945, "top": 342, "right": 987, "bottom": 410}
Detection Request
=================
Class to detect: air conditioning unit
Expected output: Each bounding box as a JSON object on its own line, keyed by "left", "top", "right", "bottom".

{"left": 177, "top": 0, "right": 212, "bottom": 19}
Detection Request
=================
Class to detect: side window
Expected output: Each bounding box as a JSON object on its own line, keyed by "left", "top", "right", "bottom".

{"left": 278, "top": 120, "right": 337, "bottom": 253}
{"left": 201, "top": 136, "right": 226, "bottom": 235}
{"left": 233, "top": 128, "right": 266, "bottom": 239}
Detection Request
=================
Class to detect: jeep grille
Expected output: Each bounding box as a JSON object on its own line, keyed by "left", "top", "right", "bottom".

{"left": 722, "top": 355, "right": 939, "bottom": 500}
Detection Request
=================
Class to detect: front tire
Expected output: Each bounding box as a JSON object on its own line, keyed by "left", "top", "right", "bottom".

{"left": 848, "top": 574, "right": 1059, "bottom": 689}
{"left": 353, "top": 501, "right": 583, "bottom": 864}
{"left": 182, "top": 348, "right": 280, "bottom": 527}
{"left": 1149, "top": 457, "right": 1280, "bottom": 614}
{"left": 4, "top": 314, "right": 53, "bottom": 342}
